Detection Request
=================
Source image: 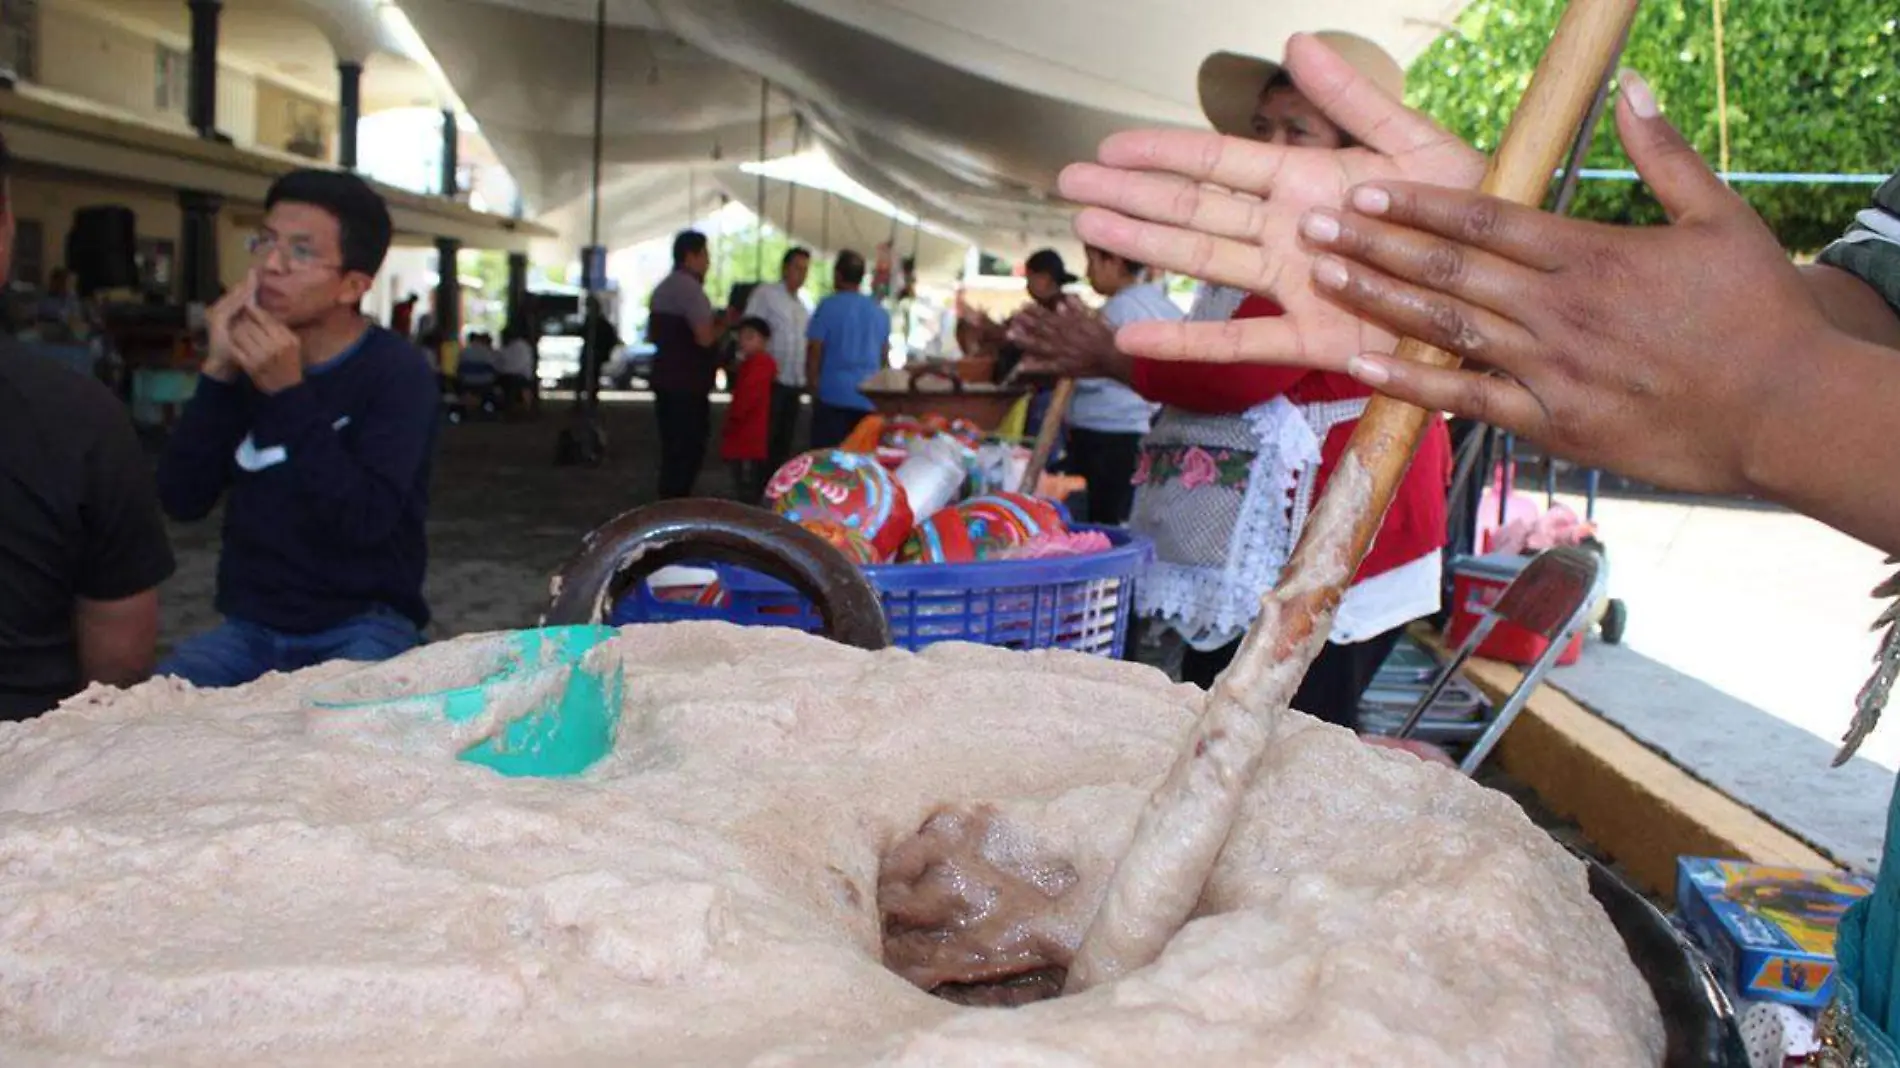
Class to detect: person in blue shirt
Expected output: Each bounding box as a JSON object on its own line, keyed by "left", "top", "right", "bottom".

{"left": 804, "top": 249, "right": 891, "bottom": 449}
{"left": 156, "top": 170, "right": 439, "bottom": 688}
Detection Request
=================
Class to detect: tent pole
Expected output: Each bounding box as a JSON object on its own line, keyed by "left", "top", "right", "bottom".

{"left": 555, "top": 0, "right": 610, "bottom": 466}
{"left": 1551, "top": 16, "right": 1630, "bottom": 216}
{"left": 714, "top": 194, "right": 727, "bottom": 302}
{"left": 586, "top": 0, "right": 604, "bottom": 256}
{"left": 580, "top": 0, "right": 606, "bottom": 414}
{"left": 757, "top": 79, "right": 769, "bottom": 281}
{"left": 1713, "top": 0, "right": 1730, "bottom": 172}
{"left": 884, "top": 210, "right": 900, "bottom": 302}
{"left": 784, "top": 114, "right": 801, "bottom": 240}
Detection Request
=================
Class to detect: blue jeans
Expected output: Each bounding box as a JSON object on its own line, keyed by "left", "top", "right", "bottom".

{"left": 159, "top": 610, "right": 423, "bottom": 689}
{"left": 809, "top": 402, "right": 870, "bottom": 450}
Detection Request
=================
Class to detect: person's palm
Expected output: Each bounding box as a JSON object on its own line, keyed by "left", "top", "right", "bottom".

{"left": 1057, "top": 33, "right": 1484, "bottom": 366}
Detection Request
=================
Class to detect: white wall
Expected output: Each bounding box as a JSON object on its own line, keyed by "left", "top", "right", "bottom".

{"left": 217, "top": 66, "right": 258, "bottom": 149}
{"left": 36, "top": 4, "right": 189, "bottom": 129}
{"left": 374, "top": 246, "right": 439, "bottom": 328}
{"left": 35, "top": 4, "right": 268, "bottom": 149}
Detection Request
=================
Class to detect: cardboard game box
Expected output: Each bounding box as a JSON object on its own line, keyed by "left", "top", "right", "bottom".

{"left": 1676, "top": 857, "right": 1875, "bottom": 1010}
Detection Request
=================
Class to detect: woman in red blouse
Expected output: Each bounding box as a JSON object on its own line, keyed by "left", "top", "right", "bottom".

{"left": 1015, "top": 34, "right": 1450, "bottom": 727}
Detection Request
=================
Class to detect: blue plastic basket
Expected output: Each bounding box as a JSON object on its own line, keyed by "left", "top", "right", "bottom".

{"left": 609, "top": 526, "right": 1153, "bottom": 657}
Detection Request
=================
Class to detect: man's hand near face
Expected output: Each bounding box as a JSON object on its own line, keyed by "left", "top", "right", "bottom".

{"left": 203, "top": 274, "right": 256, "bottom": 384}
{"left": 230, "top": 307, "right": 304, "bottom": 395}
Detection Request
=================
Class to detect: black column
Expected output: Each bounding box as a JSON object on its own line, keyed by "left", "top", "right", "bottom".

{"left": 433, "top": 236, "right": 462, "bottom": 346}
{"left": 505, "top": 251, "right": 530, "bottom": 334}
{"left": 577, "top": 244, "right": 607, "bottom": 409}
{"left": 178, "top": 190, "right": 223, "bottom": 305}
{"left": 187, "top": 0, "right": 221, "bottom": 139}
{"left": 440, "top": 110, "right": 459, "bottom": 199}
{"left": 337, "top": 61, "right": 363, "bottom": 170}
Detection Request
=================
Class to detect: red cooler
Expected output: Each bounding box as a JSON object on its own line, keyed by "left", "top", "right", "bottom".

{"left": 1446, "top": 553, "right": 1585, "bottom": 667}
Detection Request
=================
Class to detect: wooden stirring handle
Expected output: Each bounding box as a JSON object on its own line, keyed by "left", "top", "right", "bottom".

{"left": 1019, "top": 378, "right": 1077, "bottom": 495}
{"left": 1064, "top": 0, "right": 1642, "bottom": 994}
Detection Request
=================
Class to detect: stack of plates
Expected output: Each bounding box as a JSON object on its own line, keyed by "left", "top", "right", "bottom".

{"left": 1354, "top": 636, "right": 1491, "bottom": 748}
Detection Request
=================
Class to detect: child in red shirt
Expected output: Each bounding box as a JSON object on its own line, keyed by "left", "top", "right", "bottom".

{"left": 722, "top": 317, "right": 778, "bottom": 503}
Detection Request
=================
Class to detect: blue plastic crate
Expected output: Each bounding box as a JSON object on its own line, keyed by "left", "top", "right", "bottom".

{"left": 609, "top": 526, "right": 1153, "bottom": 657}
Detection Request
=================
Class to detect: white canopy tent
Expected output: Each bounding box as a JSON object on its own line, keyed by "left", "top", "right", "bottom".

{"left": 393, "top": 0, "right": 1467, "bottom": 276}
{"left": 707, "top": 169, "right": 976, "bottom": 282}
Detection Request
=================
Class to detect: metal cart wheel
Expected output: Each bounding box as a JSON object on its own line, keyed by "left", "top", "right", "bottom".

{"left": 1600, "top": 598, "right": 1629, "bottom": 646}
{"left": 543, "top": 498, "right": 892, "bottom": 651}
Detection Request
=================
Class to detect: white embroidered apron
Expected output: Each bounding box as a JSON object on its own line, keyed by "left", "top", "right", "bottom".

{"left": 1129, "top": 284, "right": 1438, "bottom": 650}
{"left": 1131, "top": 396, "right": 1367, "bottom": 650}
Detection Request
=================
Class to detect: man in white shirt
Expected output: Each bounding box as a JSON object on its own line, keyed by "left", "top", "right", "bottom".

{"left": 495, "top": 328, "right": 535, "bottom": 378}
{"left": 1066, "top": 246, "right": 1179, "bottom": 524}
{"left": 743, "top": 247, "right": 812, "bottom": 473}
{"left": 457, "top": 331, "right": 499, "bottom": 392}
{"left": 494, "top": 326, "right": 537, "bottom": 410}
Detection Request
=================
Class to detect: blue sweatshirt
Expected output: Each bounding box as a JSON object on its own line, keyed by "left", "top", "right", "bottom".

{"left": 158, "top": 326, "right": 439, "bottom": 633}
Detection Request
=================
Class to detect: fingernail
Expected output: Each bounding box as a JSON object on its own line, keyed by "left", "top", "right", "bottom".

{"left": 1300, "top": 210, "right": 1341, "bottom": 244}
{"left": 1347, "top": 355, "right": 1391, "bottom": 387}
{"left": 1313, "top": 256, "right": 1349, "bottom": 290}
{"left": 1619, "top": 70, "right": 1659, "bottom": 119}
{"left": 1350, "top": 186, "right": 1391, "bottom": 215}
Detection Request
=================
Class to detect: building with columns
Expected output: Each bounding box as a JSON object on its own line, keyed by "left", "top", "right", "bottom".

{"left": 0, "top": 0, "right": 544, "bottom": 356}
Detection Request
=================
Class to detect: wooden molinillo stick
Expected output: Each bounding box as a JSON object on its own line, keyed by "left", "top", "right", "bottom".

{"left": 1018, "top": 378, "right": 1077, "bottom": 494}
{"left": 1065, "top": 0, "right": 1643, "bottom": 994}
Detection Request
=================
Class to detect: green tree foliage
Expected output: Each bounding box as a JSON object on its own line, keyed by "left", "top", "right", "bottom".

{"left": 1407, "top": 1, "right": 1897, "bottom": 251}
{"left": 704, "top": 221, "right": 836, "bottom": 306}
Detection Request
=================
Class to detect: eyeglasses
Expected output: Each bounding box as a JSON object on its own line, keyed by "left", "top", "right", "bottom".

{"left": 246, "top": 232, "right": 341, "bottom": 272}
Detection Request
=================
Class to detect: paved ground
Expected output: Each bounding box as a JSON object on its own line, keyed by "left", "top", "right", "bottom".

{"left": 1562, "top": 493, "right": 1897, "bottom": 770}
{"left": 1553, "top": 642, "right": 1892, "bottom": 871}
{"left": 1527, "top": 492, "right": 1897, "bottom": 870}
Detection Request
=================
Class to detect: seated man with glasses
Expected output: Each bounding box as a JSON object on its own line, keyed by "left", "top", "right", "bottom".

{"left": 156, "top": 170, "right": 439, "bottom": 687}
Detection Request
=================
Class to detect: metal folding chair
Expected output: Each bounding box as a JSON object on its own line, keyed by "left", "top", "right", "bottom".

{"left": 1393, "top": 546, "right": 1608, "bottom": 775}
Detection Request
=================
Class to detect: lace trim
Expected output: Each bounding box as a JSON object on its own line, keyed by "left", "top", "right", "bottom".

{"left": 1136, "top": 563, "right": 1268, "bottom": 649}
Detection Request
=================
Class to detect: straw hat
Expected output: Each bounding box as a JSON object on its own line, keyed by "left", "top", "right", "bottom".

{"left": 1197, "top": 31, "right": 1406, "bottom": 138}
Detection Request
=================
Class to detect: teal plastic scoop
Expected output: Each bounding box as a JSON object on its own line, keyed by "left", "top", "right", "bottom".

{"left": 306, "top": 625, "right": 624, "bottom": 778}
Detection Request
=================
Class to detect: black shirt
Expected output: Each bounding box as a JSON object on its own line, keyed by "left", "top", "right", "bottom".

{"left": 0, "top": 346, "right": 176, "bottom": 720}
